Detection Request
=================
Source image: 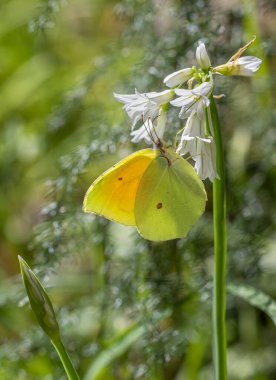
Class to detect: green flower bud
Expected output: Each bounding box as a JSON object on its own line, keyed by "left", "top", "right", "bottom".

{"left": 196, "top": 42, "right": 211, "bottom": 70}
{"left": 19, "top": 256, "right": 60, "bottom": 340}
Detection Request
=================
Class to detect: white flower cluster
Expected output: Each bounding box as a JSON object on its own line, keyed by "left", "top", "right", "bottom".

{"left": 114, "top": 39, "right": 261, "bottom": 181}
{"left": 165, "top": 43, "right": 217, "bottom": 181}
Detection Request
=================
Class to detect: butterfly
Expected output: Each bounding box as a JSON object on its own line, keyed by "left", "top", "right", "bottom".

{"left": 83, "top": 142, "right": 207, "bottom": 241}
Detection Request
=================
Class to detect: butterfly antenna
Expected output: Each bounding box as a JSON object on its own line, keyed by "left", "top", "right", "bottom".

{"left": 174, "top": 126, "right": 185, "bottom": 150}
{"left": 141, "top": 115, "right": 151, "bottom": 138}
{"left": 151, "top": 115, "right": 161, "bottom": 144}
{"left": 142, "top": 115, "right": 157, "bottom": 145}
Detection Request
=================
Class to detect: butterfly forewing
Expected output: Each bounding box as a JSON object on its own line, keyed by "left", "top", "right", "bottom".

{"left": 83, "top": 149, "right": 157, "bottom": 226}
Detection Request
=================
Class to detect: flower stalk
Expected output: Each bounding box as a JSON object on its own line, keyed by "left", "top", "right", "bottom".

{"left": 209, "top": 96, "right": 227, "bottom": 379}
{"left": 51, "top": 338, "right": 80, "bottom": 380}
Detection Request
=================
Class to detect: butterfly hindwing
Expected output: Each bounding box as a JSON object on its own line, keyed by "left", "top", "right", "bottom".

{"left": 134, "top": 148, "right": 207, "bottom": 241}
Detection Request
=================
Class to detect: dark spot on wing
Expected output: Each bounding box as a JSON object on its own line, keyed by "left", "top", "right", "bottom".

{"left": 118, "top": 177, "right": 123, "bottom": 181}
{"left": 156, "top": 202, "right": 163, "bottom": 209}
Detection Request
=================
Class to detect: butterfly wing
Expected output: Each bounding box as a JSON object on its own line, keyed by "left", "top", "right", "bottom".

{"left": 83, "top": 149, "right": 157, "bottom": 226}
{"left": 135, "top": 148, "right": 207, "bottom": 241}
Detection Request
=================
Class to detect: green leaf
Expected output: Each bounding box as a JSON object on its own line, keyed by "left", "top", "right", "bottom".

{"left": 228, "top": 283, "right": 276, "bottom": 325}
{"left": 83, "top": 324, "right": 145, "bottom": 380}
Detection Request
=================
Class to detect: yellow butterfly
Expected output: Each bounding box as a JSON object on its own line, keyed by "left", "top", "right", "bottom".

{"left": 83, "top": 145, "right": 207, "bottom": 241}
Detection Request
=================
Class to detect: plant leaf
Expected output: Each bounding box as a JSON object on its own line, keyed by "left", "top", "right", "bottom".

{"left": 83, "top": 324, "right": 145, "bottom": 380}
{"left": 228, "top": 283, "right": 276, "bottom": 325}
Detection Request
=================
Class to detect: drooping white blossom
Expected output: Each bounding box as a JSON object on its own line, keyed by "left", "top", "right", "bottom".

{"left": 196, "top": 42, "right": 211, "bottom": 69}
{"left": 177, "top": 113, "right": 205, "bottom": 156}
{"left": 214, "top": 56, "right": 262, "bottom": 77}
{"left": 170, "top": 81, "right": 213, "bottom": 119}
{"left": 114, "top": 89, "right": 173, "bottom": 128}
{"left": 163, "top": 67, "right": 194, "bottom": 88}
{"left": 177, "top": 109, "right": 218, "bottom": 181}
{"left": 193, "top": 136, "right": 217, "bottom": 181}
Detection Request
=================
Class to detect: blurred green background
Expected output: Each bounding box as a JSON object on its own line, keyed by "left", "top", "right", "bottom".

{"left": 0, "top": 0, "right": 276, "bottom": 379}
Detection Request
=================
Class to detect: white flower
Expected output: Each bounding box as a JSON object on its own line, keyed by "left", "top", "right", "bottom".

{"left": 196, "top": 42, "right": 211, "bottom": 69}
{"left": 193, "top": 137, "right": 217, "bottom": 181}
{"left": 163, "top": 67, "right": 194, "bottom": 88}
{"left": 131, "top": 109, "right": 167, "bottom": 145}
{"left": 177, "top": 113, "right": 205, "bottom": 155}
{"left": 170, "top": 82, "right": 213, "bottom": 119}
{"left": 114, "top": 89, "right": 173, "bottom": 128}
{"left": 214, "top": 56, "right": 262, "bottom": 77}
{"left": 177, "top": 112, "right": 218, "bottom": 181}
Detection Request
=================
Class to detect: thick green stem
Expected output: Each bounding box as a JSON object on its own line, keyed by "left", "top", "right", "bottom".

{"left": 210, "top": 96, "right": 227, "bottom": 379}
{"left": 51, "top": 335, "right": 80, "bottom": 380}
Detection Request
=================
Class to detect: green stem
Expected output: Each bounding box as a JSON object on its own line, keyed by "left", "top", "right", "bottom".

{"left": 51, "top": 335, "right": 80, "bottom": 380}
{"left": 210, "top": 96, "right": 227, "bottom": 379}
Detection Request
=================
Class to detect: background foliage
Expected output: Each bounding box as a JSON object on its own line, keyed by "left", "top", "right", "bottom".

{"left": 0, "top": 0, "right": 276, "bottom": 379}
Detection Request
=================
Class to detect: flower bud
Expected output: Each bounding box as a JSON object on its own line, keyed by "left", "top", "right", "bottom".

{"left": 196, "top": 43, "right": 211, "bottom": 69}
{"left": 163, "top": 67, "right": 194, "bottom": 88}
{"left": 19, "top": 256, "right": 60, "bottom": 340}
